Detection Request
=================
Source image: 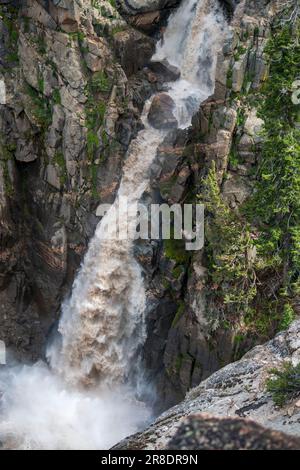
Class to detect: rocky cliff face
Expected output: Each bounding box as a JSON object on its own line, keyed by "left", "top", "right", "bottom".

{"left": 0, "top": 0, "right": 158, "bottom": 361}
{"left": 138, "top": 0, "right": 293, "bottom": 411}
{"left": 0, "top": 0, "right": 299, "bottom": 430}
{"left": 114, "top": 320, "right": 300, "bottom": 449}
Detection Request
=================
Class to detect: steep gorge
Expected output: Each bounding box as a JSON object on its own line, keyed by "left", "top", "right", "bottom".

{"left": 0, "top": 0, "right": 299, "bottom": 450}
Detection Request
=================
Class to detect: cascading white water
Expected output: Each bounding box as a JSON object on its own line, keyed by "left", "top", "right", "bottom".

{"left": 0, "top": 0, "right": 227, "bottom": 450}
{"left": 48, "top": 122, "right": 166, "bottom": 387}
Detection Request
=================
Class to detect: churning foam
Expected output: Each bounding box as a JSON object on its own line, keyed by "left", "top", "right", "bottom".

{"left": 0, "top": 363, "right": 150, "bottom": 450}
{"left": 0, "top": 0, "right": 227, "bottom": 449}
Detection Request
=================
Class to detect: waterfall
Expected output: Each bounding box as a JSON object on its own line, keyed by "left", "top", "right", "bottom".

{"left": 0, "top": 0, "right": 227, "bottom": 450}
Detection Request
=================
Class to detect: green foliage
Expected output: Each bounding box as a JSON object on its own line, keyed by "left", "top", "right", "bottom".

{"left": 87, "top": 130, "right": 100, "bottom": 161}
{"left": 52, "top": 88, "right": 61, "bottom": 105}
{"left": 26, "top": 85, "right": 52, "bottom": 129}
{"left": 234, "top": 45, "right": 247, "bottom": 61}
{"left": 53, "top": 152, "right": 67, "bottom": 185}
{"left": 22, "top": 15, "right": 30, "bottom": 33}
{"left": 199, "top": 162, "right": 257, "bottom": 317}
{"left": 0, "top": 135, "right": 15, "bottom": 196}
{"left": 200, "top": 20, "right": 300, "bottom": 338}
{"left": 279, "top": 303, "right": 296, "bottom": 331}
{"left": 172, "top": 301, "right": 185, "bottom": 328}
{"left": 89, "top": 163, "right": 100, "bottom": 198}
{"left": 1, "top": 155, "right": 13, "bottom": 196}
{"left": 35, "top": 34, "right": 47, "bottom": 55}
{"left": 173, "top": 265, "right": 185, "bottom": 280}
{"left": 164, "top": 238, "right": 190, "bottom": 265}
{"left": 0, "top": 4, "right": 19, "bottom": 65}
{"left": 226, "top": 66, "right": 233, "bottom": 89}
{"left": 266, "top": 362, "right": 300, "bottom": 407}
{"left": 228, "top": 145, "right": 240, "bottom": 168}
{"left": 85, "top": 73, "right": 107, "bottom": 162}
{"left": 245, "top": 20, "right": 300, "bottom": 312}
{"left": 92, "top": 0, "right": 117, "bottom": 19}
{"left": 91, "top": 71, "right": 111, "bottom": 94}
{"left": 38, "top": 76, "right": 44, "bottom": 94}
{"left": 111, "top": 25, "right": 127, "bottom": 35}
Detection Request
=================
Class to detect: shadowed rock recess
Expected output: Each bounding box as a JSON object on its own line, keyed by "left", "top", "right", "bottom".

{"left": 0, "top": 0, "right": 299, "bottom": 451}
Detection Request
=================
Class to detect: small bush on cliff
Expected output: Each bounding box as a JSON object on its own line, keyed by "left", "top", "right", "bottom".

{"left": 266, "top": 362, "right": 300, "bottom": 407}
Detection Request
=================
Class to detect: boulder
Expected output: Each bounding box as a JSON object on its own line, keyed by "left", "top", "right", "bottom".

{"left": 116, "top": 0, "right": 180, "bottom": 16}
{"left": 166, "top": 414, "right": 300, "bottom": 450}
{"left": 128, "top": 11, "right": 161, "bottom": 33}
{"left": 48, "top": 0, "right": 80, "bottom": 33}
{"left": 113, "top": 29, "right": 155, "bottom": 77}
{"left": 148, "top": 93, "right": 178, "bottom": 129}
{"left": 15, "top": 140, "right": 38, "bottom": 162}
{"left": 116, "top": 0, "right": 181, "bottom": 33}
{"left": 114, "top": 320, "right": 300, "bottom": 450}
{"left": 147, "top": 59, "right": 180, "bottom": 82}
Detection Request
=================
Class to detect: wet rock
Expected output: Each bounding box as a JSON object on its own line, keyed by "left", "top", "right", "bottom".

{"left": 148, "top": 93, "right": 178, "bottom": 129}
{"left": 147, "top": 60, "right": 180, "bottom": 82}
{"left": 113, "top": 29, "right": 155, "bottom": 77}
{"left": 127, "top": 11, "right": 161, "bottom": 34}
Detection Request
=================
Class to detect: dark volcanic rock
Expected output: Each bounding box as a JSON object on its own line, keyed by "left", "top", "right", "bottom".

{"left": 148, "top": 93, "right": 178, "bottom": 129}
{"left": 147, "top": 59, "right": 180, "bottom": 82}
{"left": 166, "top": 414, "right": 300, "bottom": 450}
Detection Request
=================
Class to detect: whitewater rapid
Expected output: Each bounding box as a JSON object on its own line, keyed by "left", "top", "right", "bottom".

{"left": 0, "top": 0, "right": 227, "bottom": 449}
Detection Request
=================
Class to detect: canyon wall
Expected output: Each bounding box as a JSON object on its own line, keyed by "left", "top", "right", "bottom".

{"left": 138, "top": 0, "right": 297, "bottom": 411}
{"left": 114, "top": 320, "right": 300, "bottom": 449}
{"left": 0, "top": 0, "right": 299, "bottom": 416}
